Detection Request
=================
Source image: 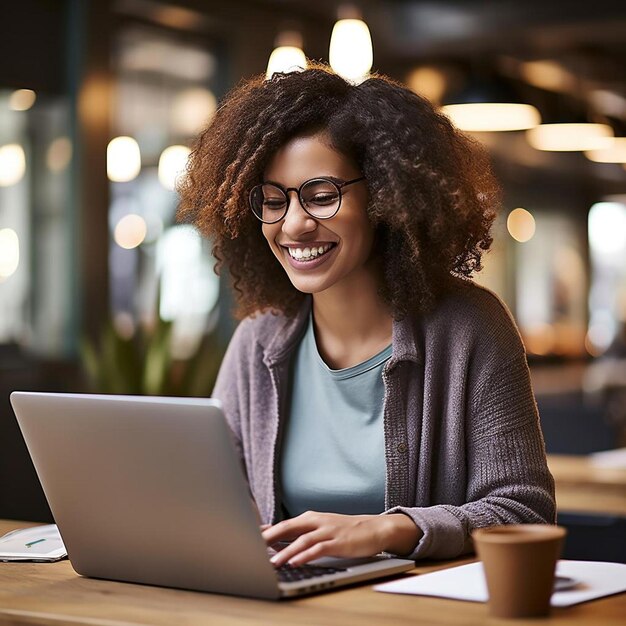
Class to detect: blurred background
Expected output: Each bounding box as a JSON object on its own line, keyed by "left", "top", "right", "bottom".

{"left": 1, "top": 0, "right": 625, "bottom": 558}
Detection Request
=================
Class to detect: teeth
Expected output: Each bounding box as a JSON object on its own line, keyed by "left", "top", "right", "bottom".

{"left": 287, "top": 243, "right": 333, "bottom": 261}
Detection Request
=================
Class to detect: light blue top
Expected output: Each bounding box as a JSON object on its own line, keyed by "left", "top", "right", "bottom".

{"left": 280, "top": 314, "right": 392, "bottom": 517}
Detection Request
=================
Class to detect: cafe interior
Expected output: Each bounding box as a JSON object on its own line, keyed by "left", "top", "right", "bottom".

{"left": 0, "top": 0, "right": 625, "bottom": 618}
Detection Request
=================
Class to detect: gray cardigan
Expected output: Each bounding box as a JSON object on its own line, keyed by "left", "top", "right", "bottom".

{"left": 212, "top": 279, "right": 556, "bottom": 560}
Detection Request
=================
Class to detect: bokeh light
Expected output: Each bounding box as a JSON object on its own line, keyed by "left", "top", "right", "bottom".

{"left": 158, "top": 145, "right": 190, "bottom": 191}
{"left": 0, "top": 144, "right": 26, "bottom": 186}
{"left": 114, "top": 214, "right": 147, "bottom": 249}
{"left": 9, "top": 89, "right": 36, "bottom": 111}
{"left": 107, "top": 136, "right": 141, "bottom": 182}
{"left": 0, "top": 229, "right": 20, "bottom": 280}
{"left": 507, "top": 208, "right": 536, "bottom": 242}
{"left": 46, "top": 137, "right": 73, "bottom": 172}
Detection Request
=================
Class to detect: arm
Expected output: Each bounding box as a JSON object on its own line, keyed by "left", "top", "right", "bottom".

{"left": 265, "top": 347, "right": 555, "bottom": 566}
{"left": 384, "top": 348, "right": 556, "bottom": 560}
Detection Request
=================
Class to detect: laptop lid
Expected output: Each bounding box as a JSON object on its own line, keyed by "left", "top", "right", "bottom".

{"left": 11, "top": 392, "right": 282, "bottom": 599}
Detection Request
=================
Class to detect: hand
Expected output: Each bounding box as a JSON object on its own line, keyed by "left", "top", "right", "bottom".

{"left": 261, "top": 511, "right": 422, "bottom": 567}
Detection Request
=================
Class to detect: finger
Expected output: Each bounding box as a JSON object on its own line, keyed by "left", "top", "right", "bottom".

{"left": 262, "top": 517, "right": 317, "bottom": 545}
{"left": 260, "top": 524, "right": 271, "bottom": 531}
{"left": 286, "top": 540, "right": 336, "bottom": 567}
{"left": 269, "top": 530, "right": 329, "bottom": 567}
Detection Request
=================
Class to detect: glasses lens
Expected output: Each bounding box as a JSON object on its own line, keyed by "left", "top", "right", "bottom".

{"left": 250, "top": 184, "right": 287, "bottom": 222}
{"left": 301, "top": 179, "right": 341, "bottom": 218}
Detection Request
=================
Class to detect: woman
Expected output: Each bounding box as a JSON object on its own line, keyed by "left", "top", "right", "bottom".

{"left": 177, "top": 63, "right": 555, "bottom": 568}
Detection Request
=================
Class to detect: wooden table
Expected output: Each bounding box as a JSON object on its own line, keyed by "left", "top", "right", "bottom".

{"left": 547, "top": 454, "right": 626, "bottom": 516}
{"left": 1, "top": 520, "right": 625, "bottom": 626}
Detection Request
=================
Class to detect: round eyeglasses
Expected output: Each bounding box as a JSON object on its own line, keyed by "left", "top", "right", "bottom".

{"left": 248, "top": 176, "right": 365, "bottom": 224}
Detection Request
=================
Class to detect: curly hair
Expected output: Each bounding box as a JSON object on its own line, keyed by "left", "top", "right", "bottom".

{"left": 177, "top": 62, "right": 500, "bottom": 320}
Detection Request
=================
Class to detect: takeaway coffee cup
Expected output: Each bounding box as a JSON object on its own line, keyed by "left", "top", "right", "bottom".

{"left": 472, "top": 525, "right": 567, "bottom": 618}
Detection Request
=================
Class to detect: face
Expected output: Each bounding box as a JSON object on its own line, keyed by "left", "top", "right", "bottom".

{"left": 261, "top": 132, "right": 375, "bottom": 296}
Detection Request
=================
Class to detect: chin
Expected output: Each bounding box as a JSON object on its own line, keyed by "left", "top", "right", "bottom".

{"left": 284, "top": 272, "right": 334, "bottom": 295}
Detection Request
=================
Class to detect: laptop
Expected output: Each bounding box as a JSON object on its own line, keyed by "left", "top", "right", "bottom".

{"left": 10, "top": 392, "right": 415, "bottom": 599}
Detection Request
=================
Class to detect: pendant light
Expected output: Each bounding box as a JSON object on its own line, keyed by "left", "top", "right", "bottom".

{"left": 266, "top": 31, "right": 307, "bottom": 79}
{"left": 442, "top": 102, "right": 541, "bottom": 132}
{"left": 585, "top": 137, "right": 626, "bottom": 163}
{"left": 329, "top": 5, "right": 373, "bottom": 84}
{"left": 441, "top": 71, "right": 541, "bottom": 132}
{"left": 527, "top": 123, "right": 613, "bottom": 152}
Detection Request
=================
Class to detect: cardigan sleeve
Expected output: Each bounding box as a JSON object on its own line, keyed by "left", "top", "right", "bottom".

{"left": 384, "top": 340, "right": 556, "bottom": 560}
{"left": 211, "top": 320, "right": 250, "bottom": 471}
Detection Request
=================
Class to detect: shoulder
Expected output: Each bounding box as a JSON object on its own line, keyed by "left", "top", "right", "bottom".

{"left": 226, "top": 304, "right": 309, "bottom": 360}
{"left": 226, "top": 309, "right": 287, "bottom": 356}
{"left": 422, "top": 278, "right": 525, "bottom": 358}
{"left": 213, "top": 310, "right": 287, "bottom": 399}
{"left": 438, "top": 278, "right": 516, "bottom": 325}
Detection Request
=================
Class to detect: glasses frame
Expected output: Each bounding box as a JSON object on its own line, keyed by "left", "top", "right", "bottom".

{"left": 248, "top": 176, "right": 365, "bottom": 224}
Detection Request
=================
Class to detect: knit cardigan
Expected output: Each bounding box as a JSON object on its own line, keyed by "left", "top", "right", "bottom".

{"left": 212, "top": 279, "right": 556, "bottom": 560}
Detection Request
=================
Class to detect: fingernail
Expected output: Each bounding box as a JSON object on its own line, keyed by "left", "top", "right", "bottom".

{"left": 270, "top": 554, "right": 279, "bottom": 564}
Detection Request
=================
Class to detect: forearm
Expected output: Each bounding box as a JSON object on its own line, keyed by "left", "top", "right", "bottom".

{"left": 384, "top": 426, "right": 556, "bottom": 560}
{"left": 379, "top": 513, "right": 423, "bottom": 556}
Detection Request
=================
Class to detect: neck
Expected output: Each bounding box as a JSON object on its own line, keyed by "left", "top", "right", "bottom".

{"left": 311, "top": 261, "right": 393, "bottom": 368}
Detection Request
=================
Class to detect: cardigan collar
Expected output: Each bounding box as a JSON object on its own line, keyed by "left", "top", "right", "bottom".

{"left": 260, "top": 295, "right": 422, "bottom": 369}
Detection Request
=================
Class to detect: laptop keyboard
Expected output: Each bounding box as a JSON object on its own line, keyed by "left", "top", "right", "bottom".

{"left": 275, "top": 563, "right": 347, "bottom": 582}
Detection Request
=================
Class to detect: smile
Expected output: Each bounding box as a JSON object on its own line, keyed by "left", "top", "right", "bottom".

{"left": 280, "top": 242, "right": 338, "bottom": 270}
{"left": 285, "top": 243, "right": 335, "bottom": 261}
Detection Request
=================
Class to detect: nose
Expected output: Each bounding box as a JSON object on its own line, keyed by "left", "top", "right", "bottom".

{"left": 281, "top": 190, "right": 317, "bottom": 236}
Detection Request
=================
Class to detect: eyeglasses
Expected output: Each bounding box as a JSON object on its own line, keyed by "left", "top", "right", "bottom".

{"left": 248, "top": 176, "right": 365, "bottom": 224}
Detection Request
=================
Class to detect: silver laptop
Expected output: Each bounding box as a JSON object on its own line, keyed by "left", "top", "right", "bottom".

{"left": 10, "top": 392, "right": 415, "bottom": 599}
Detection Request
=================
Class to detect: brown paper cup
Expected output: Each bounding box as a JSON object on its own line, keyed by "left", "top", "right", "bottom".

{"left": 472, "top": 524, "right": 567, "bottom": 618}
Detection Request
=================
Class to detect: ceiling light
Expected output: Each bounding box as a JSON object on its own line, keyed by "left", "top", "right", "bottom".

{"left": 527, "top": 123, "right": 613, "bottom": 152}
{"left": 329, "top": 6, "right": 372, "bottom": 84}
{"left": 585, "top": 137, "right": 626, "bottom": 163}
{"left": 441, "top": 103, "right": 540, "bottom": 132}
{"left": 267, "top": 31, "right": 307, "bottom": 79}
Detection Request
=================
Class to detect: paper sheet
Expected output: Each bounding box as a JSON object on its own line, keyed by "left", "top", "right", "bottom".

{"left": 0, "top": 524, "right": 67, "bottom": 562}
{"left": 374, "top": 560, "right": 626, "bottom": 607}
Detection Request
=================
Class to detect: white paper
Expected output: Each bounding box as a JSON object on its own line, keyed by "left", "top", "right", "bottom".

{"left": 0, "top": 524, "right": 67, "bottom": 561}
{"left": 591, "top": 447, "right": 626, "bottom": 469}
{"left": 374, "top": 560, "right": 626, "bottom": 607}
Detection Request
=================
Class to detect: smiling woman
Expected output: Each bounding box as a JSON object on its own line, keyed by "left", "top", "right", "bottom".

{"left": 261, "top": 135, "right": 373, "bottom": 303}
{"left": 176, "top": 62, "right": 556, "bottom": 567}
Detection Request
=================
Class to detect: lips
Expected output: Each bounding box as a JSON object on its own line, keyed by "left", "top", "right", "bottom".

{"left": 280, "top": 242, "right": 338, "bottom": 270}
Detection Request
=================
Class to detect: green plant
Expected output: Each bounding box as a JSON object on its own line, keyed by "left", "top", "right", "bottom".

{"left": 80, "top": 316, "right": 225, "bottom": 397}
